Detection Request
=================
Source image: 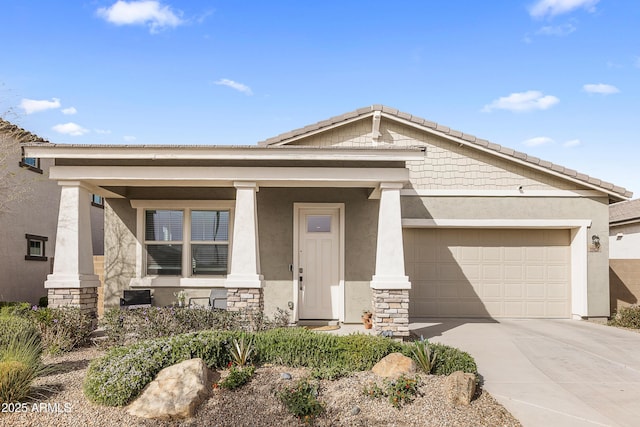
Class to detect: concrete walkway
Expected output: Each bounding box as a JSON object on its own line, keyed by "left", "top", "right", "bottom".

{"left": 411, "top": 319, "right": 640, "bottom": 427}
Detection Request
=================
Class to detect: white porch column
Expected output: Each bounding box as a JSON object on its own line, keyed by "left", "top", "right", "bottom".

{"left": 370, "top": 182, "right": 411, "bottom": 290}
{"left": 226, "top": 181, "right": 263, "bottom": 289}
{"left": 45, "top": 182, "right": 100, "bottom": 318}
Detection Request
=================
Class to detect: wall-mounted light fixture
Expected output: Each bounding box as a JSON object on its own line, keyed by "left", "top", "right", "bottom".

{"left": 592, "top": 235, "right": 601, "bottom": 250}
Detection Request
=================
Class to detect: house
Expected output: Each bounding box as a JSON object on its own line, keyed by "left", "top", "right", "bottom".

{"left": 23, "top": 105, "right": 631, "bottom": 336}
{"left": 609, "top": 199, "right": 640, "bottom": 313}
{"left": 0, "top": 118, "right": 104, "bottom": 305}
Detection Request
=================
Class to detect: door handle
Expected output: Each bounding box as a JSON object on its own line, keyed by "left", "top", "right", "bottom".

{"left": 299, "top": 275, "right": 303, "bottom": 291}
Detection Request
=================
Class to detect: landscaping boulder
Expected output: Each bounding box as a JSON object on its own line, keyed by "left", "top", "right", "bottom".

{"left": 372, "top": 352, "right": 416, "bottom": 378}
{"left": 126, "top": 358, "right": 216, "bottom": 420}
{"left": 445, "top": 371, "right": 476, "bottom": 406}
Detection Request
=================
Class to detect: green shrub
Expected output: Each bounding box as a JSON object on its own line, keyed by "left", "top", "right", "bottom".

{"left": 219, "top": 365, "right": 255, "bottom": 390}
{"left": 278, "top": 378, "right": 324, "bottom": 422}
{"left": 0, "top": 315, "right": 40, "bottom": 349}
{"left": 0, "top": 334, "right": 49, "bottom": 404}
{"left": 428, "top": 343, "right": 477, "bottom": 376}
{"left": 38, "top": 296, "right": 48, "bottom": 308}
{"left": 31, "top": 307, "right": 93, "bottom": 355}
{"left": 363, "top": 375, "right": 421, "bottom": 409}
{"left": 610, "top": 305, "right": 640, "bottom": 329}
{"left": 0, "top": 302, "right": 32, "bottom": 317}
{"left": 84, "top": 330, "right": 241, "bottom": 406}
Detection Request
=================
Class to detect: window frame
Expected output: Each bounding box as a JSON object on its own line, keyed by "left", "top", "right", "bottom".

{"left": 19, "top": 156, "right": 43, "bottom": 174}
{"left": 131, "top": 200, "right": 234, "bottom": 286}
{"left": 25, "top": 234, "right": 48, "bottom": 261}
{"left": 91, "top": 194, "right": 104, "bottom": 208}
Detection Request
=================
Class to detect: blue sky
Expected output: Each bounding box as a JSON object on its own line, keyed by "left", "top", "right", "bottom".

{"left": 1, "top": 0, "right": 638, "bottom": 195}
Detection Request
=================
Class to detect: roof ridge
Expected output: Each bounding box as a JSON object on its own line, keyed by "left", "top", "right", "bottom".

{"left": 0, "top": 118, "right": 50, "bottom": 144}
{"left": 258, "top": 105, "right": 631, "bottom": 199}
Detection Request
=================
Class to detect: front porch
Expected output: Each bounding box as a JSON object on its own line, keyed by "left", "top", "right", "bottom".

{"left": 25, "top": 144, "right": 423, "bottom": 337}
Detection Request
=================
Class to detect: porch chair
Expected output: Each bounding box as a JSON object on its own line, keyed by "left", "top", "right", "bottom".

{"left": 188, "top": 288, "right": 227, "bottom": 310}
{"left": 120, "top": 289, "right": 153, "bottom": 309}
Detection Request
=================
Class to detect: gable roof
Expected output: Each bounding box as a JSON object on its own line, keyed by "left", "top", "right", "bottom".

{"left": 258, "top": 105, "right": 632, "bottom": 200}
{"left": 0, "top": 118, "right": 49, "bottom": 144}
{"left": 610, "top": 199, "right": 640, "bottom": 225}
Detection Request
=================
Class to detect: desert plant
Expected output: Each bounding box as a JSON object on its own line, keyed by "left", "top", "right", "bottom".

{"left": 427, "top": 343, "right": 477, "bottom": 376}
{"left": 229, "top": 335, "right": 255, "bottom": 367}
{"left": 410, "top": 336, "right": 437, "bottom": 373}
{"left": 609, "top": 305, "right": 640, "bottom": 329}
{"left": 364, "top": 375, "right": 420, "bottom": 409}
{"left": 0, "top": 334, "right": 50, "bottom": 403}
{"left": 0, "top": 301, "right": 32, "bottom": 317}
{"left": 0, "top": 315, "right": 40, "bottom": 349}
{"left": 31, "top": 306, "right": 93, "bottom": 354}
{"left": 219, "top": 365, "right": 255, "bottom": 390}
{"left": 278, "top": 378, "right": 324, "bottom": 422}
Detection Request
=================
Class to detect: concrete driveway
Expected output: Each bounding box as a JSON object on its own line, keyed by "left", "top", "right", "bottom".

{"left": 410, "top": 319, "right": 640, "bottom": 427}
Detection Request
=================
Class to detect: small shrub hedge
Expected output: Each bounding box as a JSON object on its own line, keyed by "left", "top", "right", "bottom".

{"left": 101, "top": 306, "right": 290, "bottom": 346}
{"left": 609, "top": 305, "right": 640, "bottom": 329}
{"left": 0, "top": 334, "right": 49, "bottom": 404}
{"left": 85, "top": 327, "right": 477, "bottom": 407}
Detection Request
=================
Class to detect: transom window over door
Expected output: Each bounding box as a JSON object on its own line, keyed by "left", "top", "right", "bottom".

{"left": 142, "top": 207, "right": 231, "bottom": 277}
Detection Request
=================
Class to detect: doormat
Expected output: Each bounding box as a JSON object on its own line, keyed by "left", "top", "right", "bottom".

{"left": 304, "top": 325, "right": 340, "bottom": 331}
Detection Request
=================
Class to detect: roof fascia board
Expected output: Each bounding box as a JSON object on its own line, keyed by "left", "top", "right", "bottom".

{"left": 381, "top": 112, "right": 628, "bottom": 202}
{"left": 23, "top": 144, "right": 422, "bottom": 161}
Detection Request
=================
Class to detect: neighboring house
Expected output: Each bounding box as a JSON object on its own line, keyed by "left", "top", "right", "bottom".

{"left": 24, "top": 105, "right": 631, "bottom": 336}
{"left": 609, "top": 199, "right": 640, "bottom": 313}
{"left": 0, "top": 118, "right": 104, "bottom": 305}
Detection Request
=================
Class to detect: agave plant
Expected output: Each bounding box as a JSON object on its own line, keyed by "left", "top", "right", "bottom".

{"left": 410, "top": 335, "right": 437, "bottom": 374}
{"left": 229, "top": 335, "right": 255, "bottom": 367}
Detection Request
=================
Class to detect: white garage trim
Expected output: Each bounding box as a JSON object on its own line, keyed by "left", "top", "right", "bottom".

{"left": 402, "top": 218, "right": 591, "bottom": 318}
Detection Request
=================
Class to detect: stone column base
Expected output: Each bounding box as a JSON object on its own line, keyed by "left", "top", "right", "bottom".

{"left": 372, "top": 289, "right": 410, "bottom": 338}
{"left": 47, "top": 287, "right": 98, "bottom": 323}
{"left": 226, "top": 288, "right": 264, "bottom": 313}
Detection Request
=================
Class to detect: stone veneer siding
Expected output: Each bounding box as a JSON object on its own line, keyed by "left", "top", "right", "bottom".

{"left": 372, "top": 289, "right": 409, "bottom": 337}
{"left": 226, "top": 288, "right": 264, "bottom": 312}
{"left": 47, "top": 287, "right": 98, "bottom": 320}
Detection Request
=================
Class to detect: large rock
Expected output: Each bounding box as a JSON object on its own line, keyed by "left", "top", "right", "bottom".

{"left": 445, "top": 371, "right": 477, "bottom": 406}
{"left": 372, "top": 352, "right": 416, "bottom": 378}
{"left": 127, "top": 358, "right": 215, "bottom": 420}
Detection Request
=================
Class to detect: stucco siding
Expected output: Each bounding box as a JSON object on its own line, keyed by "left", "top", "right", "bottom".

{"left": 103, "top": 199, "right": 137, "bottom": 308}
{"left": 0, "top": 157, "right": 60, "bottom": 304}
{"left": 609, "top": 223, "right": 640, "bottom": 259}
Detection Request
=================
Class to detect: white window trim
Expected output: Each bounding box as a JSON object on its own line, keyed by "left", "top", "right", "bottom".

{"left": 130, "top": 200, "right": 234, "bottom": 287}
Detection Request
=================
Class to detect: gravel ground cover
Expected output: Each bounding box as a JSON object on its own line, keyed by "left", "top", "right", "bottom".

{"left": 2, "top": 346, "right": 521, "bottom": 427}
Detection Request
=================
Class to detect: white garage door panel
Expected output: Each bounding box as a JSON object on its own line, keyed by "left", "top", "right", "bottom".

{"left": 405, "top": 228, "right": 571, "bottom": 318}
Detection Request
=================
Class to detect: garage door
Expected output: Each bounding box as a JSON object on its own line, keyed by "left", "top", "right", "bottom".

{"left": 404, "top": 228, "right": 571, "bottom": 318}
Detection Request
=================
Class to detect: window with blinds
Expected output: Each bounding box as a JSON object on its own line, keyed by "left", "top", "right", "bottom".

{"left": 143, "top": 209, "right": 230, "bottom": 276}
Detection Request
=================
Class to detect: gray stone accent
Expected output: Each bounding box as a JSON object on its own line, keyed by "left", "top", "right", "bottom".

{"left": 226, "top": 288, "right": 264, "bottom": 313}
{"left": 372, "top": 289, "right": 409, "bottom": 337}
{"left": 47, "top": 287, "right": 98, "bottom": 320}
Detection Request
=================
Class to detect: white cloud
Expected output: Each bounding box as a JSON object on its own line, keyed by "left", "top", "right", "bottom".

{"left": 583, "top": 83, "right": 620, "bottom": 94}
{"left": 214, "top": 78, "right": 253, "bottom": 95}
{"left": 481, "top": 91, "right": 559, "bottom": 113}
{"left": 19, "top": 98, "right": 61, "bottom": 114}
{"left": 52, "top": 122, "right": 89, "bottom": 136}
{"left": 123, "top": 135, "right": 137, "bottom": 142}
{"left": 529, "top": 0, "right": 599, "bottom": 19}
{"left": 523, "top": 136, "right": 554, "bottom": 147}
{"left": 536, "top": 23, "right": 576, "bottom": 36}
{"left": 97, "top": 1, "right": 183, "bottom": 33}
{"left": 563, "top": 139, "right": 581, "bottom": 147}
{"left": 62, "top": 107, "right": 77, "bottom": 115}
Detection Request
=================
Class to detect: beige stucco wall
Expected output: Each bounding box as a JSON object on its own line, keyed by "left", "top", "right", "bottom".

{"left": 0, "top": 153, "right": 60, "bottom": 304}
{"left": 402, "top": 196, "right": 612, "bottom": 316}
{"left": 103, "top": 199, "right": 137, "bottom": 308}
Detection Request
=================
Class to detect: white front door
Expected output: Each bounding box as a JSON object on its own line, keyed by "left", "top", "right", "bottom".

{"left": 297, "top": 207, "right": 341, "bottom": 319}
